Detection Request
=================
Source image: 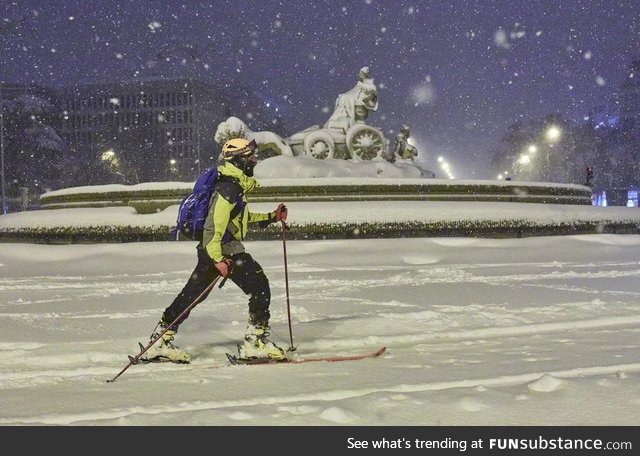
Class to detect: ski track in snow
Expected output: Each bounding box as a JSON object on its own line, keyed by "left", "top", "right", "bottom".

{"left": 2, "top": 362, "right": 639, "bottom": 425}
{"left": 1, "top": 242, "right": 640, "bottom": 425}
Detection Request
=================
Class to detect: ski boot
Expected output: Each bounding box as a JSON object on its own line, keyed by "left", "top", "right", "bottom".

{"left": 145, "top": 323, "right": 192, "bottom": 364}
{"left": 238, "top": 323, "right": 286, "bottom": 361}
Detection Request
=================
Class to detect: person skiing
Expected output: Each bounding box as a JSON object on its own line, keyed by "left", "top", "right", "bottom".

{"left": 146, "top": 137, "right": 288, "bottom": 363}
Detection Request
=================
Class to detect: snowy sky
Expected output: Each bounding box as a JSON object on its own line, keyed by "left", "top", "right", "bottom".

{"left": 1, "top": 0, "right": 638, "bottom": 179}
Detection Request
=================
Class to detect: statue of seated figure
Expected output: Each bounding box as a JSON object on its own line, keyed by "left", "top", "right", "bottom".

{"left": 324, "top": 66, "right": 379, "bottom": 134}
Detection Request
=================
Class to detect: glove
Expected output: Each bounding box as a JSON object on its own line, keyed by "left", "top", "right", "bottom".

{"left": 215, "top": 258, "right": 234, "bottom": 278}
{"left": 274, "top": 203, "right": 288, "bottom": 222}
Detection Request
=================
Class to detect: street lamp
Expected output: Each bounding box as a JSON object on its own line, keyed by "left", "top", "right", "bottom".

{"left": 546, "top": 126, "right": 561, "bottom": 142}
{"left": 0, "top": 84, "right": 7, "bottom": 214}
{"left": 512, "top": 145, "right": 537, "bottom": 180}
{"left": 518, "top": 154, "right": 531, "bottom": 165}
{"left": 544, "top": 125, "right": 561, "bottom": 181}
{"left": 169, "top": 158, "right": 178, "bottom": 177}
{"left": 101, "top": 149, "right": 126, "bottom": 183}
{"left": 437, "top": 156, "right": 455, "bottom": 179}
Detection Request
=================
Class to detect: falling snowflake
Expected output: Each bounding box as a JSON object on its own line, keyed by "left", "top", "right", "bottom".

{"left": 595, "top": 76, "right": 606, "bottom": 86}
{"left": 494, "top": 29, "right": 510, "bottom": 49}
{"left": 584, "top": 51, "right": 592, "bottom": 60}
{"left": 148, "top": 21, "right": 162, "bottom": 32}
{"left": 411, "top": 78, "right": 437, "bottom": 106}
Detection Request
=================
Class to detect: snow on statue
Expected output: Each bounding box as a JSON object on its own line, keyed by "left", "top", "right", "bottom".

{"left": 212, "top": 67, "right": 434, "bottom": 177}
{"left": 214, "top": 116, "right": 293, "bottom": 158}
{"left": 324, "top": 66, "right": 379, "bottom": 133}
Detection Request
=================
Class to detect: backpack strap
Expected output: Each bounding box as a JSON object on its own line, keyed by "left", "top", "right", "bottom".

{"left": 216, "top": 178, "right": 247, "bottom": 243}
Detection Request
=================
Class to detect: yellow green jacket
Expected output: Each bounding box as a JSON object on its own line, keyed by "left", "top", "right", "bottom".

{"left": 202, "top": 162, "right": 275, "bottom": 262}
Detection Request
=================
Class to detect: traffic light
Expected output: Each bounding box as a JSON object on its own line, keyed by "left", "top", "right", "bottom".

{"left": 586, "top": 166, "right": 594, "bottom": 186}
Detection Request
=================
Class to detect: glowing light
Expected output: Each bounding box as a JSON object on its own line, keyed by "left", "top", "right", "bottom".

{"left": 518, "top": 154, "right": 531, "bottom": 165}
{"left": 436, "top": 156, "right": 456, "bottom": 179}
{"left": 545, "top": 126, "right": 561, "bottom": 142}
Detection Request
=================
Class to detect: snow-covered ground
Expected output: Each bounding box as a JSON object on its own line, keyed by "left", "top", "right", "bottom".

{"left": 4, "top": 200, "right": 640, "bottom": 233}
{"left": 1, "top": 234, "right": 639, "bottom": 427}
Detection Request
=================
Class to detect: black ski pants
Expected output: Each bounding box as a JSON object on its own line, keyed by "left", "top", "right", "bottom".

{"left": 162, "top": 245, "right": 271, "bottom": 330}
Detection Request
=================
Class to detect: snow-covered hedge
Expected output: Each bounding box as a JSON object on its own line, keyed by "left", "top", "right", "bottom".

{"left": 39, "top": 179, "right": 593, "bottom": 213}
{"left": 1, "top": 216, "right": 638, "bottom": 244}
{"left": 3, "top": 182, "right": 633, "bottom": 243}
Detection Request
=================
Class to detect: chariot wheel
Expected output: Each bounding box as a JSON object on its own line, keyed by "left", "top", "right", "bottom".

{"left": 303, "top": 129, "right": 335, "bottom": 159}
{"left": 346, "top": 124, "right": 386, "bottom": 161}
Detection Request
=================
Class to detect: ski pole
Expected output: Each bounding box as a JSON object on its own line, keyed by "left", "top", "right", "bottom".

{"left": 107, "top": 274, "right": 222, "bottom": 383}
{"left": 281, "top": 219, "right": 296, "bottom": 352}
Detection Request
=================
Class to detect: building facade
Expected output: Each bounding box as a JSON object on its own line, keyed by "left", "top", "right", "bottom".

{"left": 57, "top": 78, "right": 224, "bottom": 184}
{"left": 56, "top": 77, "right": 286, "bottom": 185}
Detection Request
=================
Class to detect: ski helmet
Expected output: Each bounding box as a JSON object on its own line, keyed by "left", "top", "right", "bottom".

{"left": 221, "top": 138, "right": 258, "bottom": 176}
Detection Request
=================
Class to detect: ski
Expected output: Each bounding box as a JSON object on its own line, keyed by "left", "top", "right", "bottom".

{"left": 225, "top": 346, "right": 387, "bottom": 365}
{"left": 137, "top": 356, "right": 190, "bottom": 364}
